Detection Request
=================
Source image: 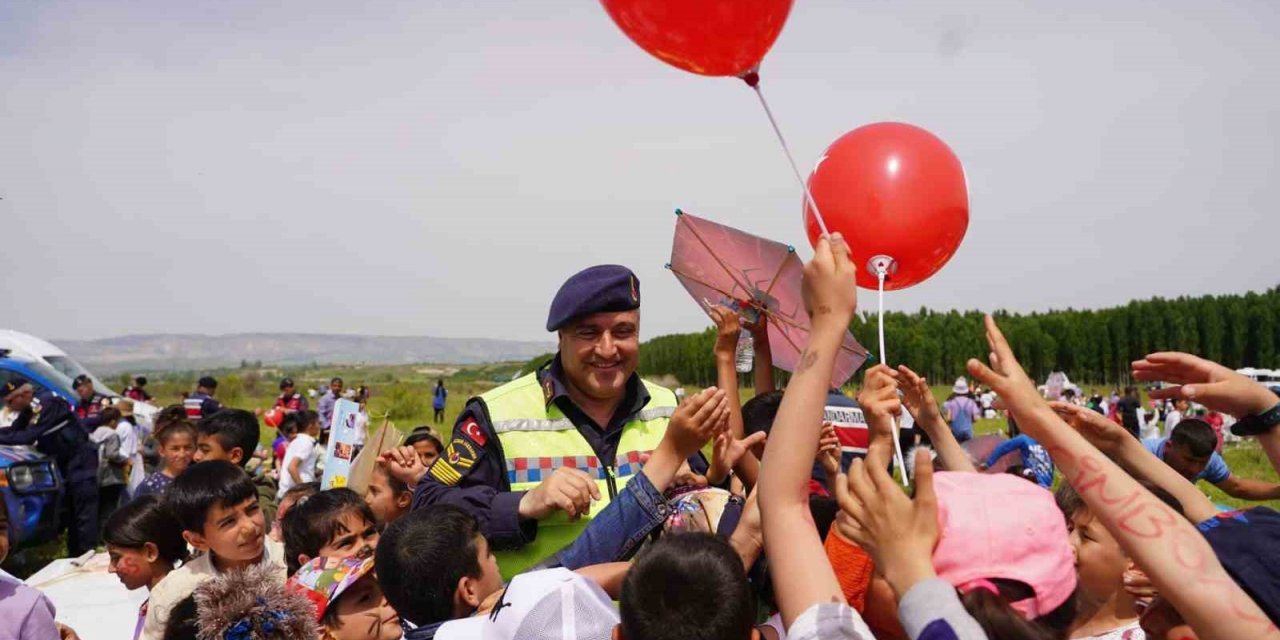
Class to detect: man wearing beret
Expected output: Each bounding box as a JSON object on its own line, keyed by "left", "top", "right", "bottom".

{"left": 399, "top": 265, "right": 720, "bottom": 577}
{"left": 0, "top": 378, "right": 101, "bottom": 556}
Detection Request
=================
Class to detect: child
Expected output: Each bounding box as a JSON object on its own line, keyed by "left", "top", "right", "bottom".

{"left": 282, "top": 488, "right": 380, "bottom": 575}
{"left": 191, "top": 563, "right": 317, "bottom": 640}
{"left": 273, "top": 414, "right": 299, "bottom": 471}
{"left": 134, "top": 420, "right": 196, "bottom": 499}
{"left": 287, "top": 556, "right": 402, "bottom": 640}
{"left": 104, "top": 495, "right": 190, "bottom": 640}
{"left": 366, "top": 463, "right": 412, "bottom": 526}
{"left": 375, "top": 505, "right": 623, "bottom": 640}
{"left": 618, "top": 533, "right": 756, "bottom": 640}
{"left": 142, "top": 460, "right": 286, "bottom": 640}
{"left": 90, "top": 408, "right": 130, "bottom": 530}
{"left": 193, "top": 408, "right": 278, "bottom": 528}
{"left": 404, "top": 427, "right": 443, "bottom": 469}
{"left": 278, "top": 410, "right": 321, "bottom": 499}
{"left": 0, "top": 498, "right": 64, "bottom": 640}
{"left": 1056, "top": 484, "right": 1152, "bottom": 639}
{"left": 981, "top": 433, "right": 1055, "bottom": 488}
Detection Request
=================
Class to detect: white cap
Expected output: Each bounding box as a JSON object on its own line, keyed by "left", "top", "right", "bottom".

{"left": 952, "top": 377, "right": 970, "bottom": 395}
{"left": 434, "top": 568, "right": 618, "bottom": 640}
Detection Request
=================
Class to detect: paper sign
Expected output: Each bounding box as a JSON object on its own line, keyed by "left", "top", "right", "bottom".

{"left": 346, "top": 419, "right": 403, "bottom": 496}
{"left": 322, "top": 399, "right": 360, "bottom": 489}
{"left": 824, "top": 405, "right": 869, "bottom": 464}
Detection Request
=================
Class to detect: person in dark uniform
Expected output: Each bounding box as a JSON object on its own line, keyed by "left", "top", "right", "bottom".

{"left": 274, "top": 377, "right": 308, "bottom": 413}
{"left": 184, "top": 376, "right": 222, "bottom": 420}
{"left": 72, "top": 374, "right": 109, "bottom": 427}
{"left": 388, "top": 265, "right": 726, "bottom": 576}
{"left": 0, "top": 378, "right": 100, "bottom": 556}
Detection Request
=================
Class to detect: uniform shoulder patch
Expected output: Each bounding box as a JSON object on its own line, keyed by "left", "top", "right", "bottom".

{"left": 460, "top": 417, "right": 487, "bottom": 447}
{"left": 429, "top": 435, "right": 483, "bottom": 486}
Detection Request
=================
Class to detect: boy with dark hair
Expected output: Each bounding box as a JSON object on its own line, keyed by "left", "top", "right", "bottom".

{"left": 619, "top": 533, "right": 757, "bottom": 640}
{"left": 1143, "top": 418, "right": 1280, "bottom": 501}
{"left": 193, "top": 409, "right": 279, "bottom": 527}
{"left": 282, "top": 487, "right": 379, "bottom": 575}
{"left": 142, "top": 460, "right": 285, "bottom": 640}
{"left": 377, "top": 504, "right": 624, "bottom": 640}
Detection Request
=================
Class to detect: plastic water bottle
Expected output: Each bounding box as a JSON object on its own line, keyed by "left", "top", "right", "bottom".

{"left": 735, "top": 330, "right": 754, "bottom": 373}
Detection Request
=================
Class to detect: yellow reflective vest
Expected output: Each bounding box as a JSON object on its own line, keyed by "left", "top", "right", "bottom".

{"left": 478, "top": 371, "right": 675, "bottom": 579}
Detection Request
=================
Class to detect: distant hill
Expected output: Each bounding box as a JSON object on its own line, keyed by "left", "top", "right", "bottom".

{"left": 56, "top": 333, "right": 556, "bottom": 374}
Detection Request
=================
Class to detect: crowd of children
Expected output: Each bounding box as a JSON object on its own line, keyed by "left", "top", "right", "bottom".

{"left": 7, "top": 235, "right": 1280, "bottom": 640}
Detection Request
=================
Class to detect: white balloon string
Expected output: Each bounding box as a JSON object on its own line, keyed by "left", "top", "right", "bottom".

{"left": 879, "top": 268, "right": 908, "bottom": 486}
{"left": 750, "top": 83, "right": 831, "bottom": 238}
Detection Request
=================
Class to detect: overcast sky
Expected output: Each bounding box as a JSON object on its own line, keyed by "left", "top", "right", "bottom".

{"left": 2, "top": 0, "right": 1277, "bottom": 344}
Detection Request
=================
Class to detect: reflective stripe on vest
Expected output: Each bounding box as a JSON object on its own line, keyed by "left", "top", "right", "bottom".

{"left": 479, "top": 372, "right": 675, "bottom": 579}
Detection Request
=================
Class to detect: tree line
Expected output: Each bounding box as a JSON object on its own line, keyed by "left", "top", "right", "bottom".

{"left": 637, "top": 288, "right": 1280, "bottom": 388}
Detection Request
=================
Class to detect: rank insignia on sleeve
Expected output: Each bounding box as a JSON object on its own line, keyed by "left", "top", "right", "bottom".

{"left": 429, "top": 437, "right": 481, "bottom": 486}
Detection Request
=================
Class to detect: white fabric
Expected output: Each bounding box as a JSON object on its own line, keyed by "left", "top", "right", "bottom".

{"left": 115, "top": 420, "right": 144, "bottom": 494}
{"left": 1074, "top": 620, "right": 1145, "bottom": 639}
{"left": 434, "top": 568, "right": 618, "bottom": 640}
{"left": 0, "top": 405, "right": 18, "bottom": 428}
{"left": 786, "top": 602, "right": 874, "bottom": 640}
{"left": 353, "top": 410, "right": 368, "bottom": 447}
{"left": 24, "top": 553, "right": 149, "bottom": 640}
{"left": 277, "top": 433, "right": 318, "bottom": 498}
{"left": 1164, "top": 410, "right": 1183, "bottom": 438}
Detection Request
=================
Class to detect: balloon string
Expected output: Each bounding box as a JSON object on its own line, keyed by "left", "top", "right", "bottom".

{"left": 878, "top": 268, "right": 908, "bottom": 487}
{"left": 748, "top": 82, "right": 831, "bottom": 238}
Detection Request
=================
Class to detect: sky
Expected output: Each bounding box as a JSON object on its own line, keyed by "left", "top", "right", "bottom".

{"left": 2, "top": 0, "right": 1277, "bottom": 344}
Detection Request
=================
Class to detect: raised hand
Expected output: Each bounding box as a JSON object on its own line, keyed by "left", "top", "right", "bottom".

{"left": 665, "top": 386, "right": 730, "bottom": 459}
{"left": 708, "top": 305, "right": 743, "bottom": 362}
{"left": 379, "top": 445, "right": 427, "bottom": 486}
{"left": 817, "top": 422, "right": 841, "bottom": 479}
{"left": 709, "top": 430, "right": 767, "bottom": 486}
{"left": 1134, "top": 352, "right": 1279, "bottom": 419}
{"left": 964, "top": 315, "right": 1047, "bottom": 437}
{"left": 1049, "top": 401, "right": 1131, "bottom": 455}
{"left": 801, "top": 233, "right": 858, "bottom": 333}
{"left": 517, "top": 467, "right": 601, "bottom": 521}
{"left": 835, "top": 448, "right": 939, "bottom": 599}
{"left": 856, "top": 364, "right": 901, "bottom": 468}
{"left": 897, "top": 365, "right": 944, "bottom": 427}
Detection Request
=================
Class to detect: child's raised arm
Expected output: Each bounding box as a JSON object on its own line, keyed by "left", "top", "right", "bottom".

{"left": 968, "top": 315, "right": 1278, "bottom": 640}
{"left": 759, "top": 234, "right": 859, "bottom": 628}
{"left": 707, "top": 305, "right": 763, "bottom": 488}
{"left": 897, "top": 365, "right": 977, "bottom": 473}
{"left": 1049, "top": 400, "right": 1218, "bottom": 523}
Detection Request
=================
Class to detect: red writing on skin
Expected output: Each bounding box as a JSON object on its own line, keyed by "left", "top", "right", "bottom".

{"left": 1172, "top": 529, "right": 1208, "bottom": 572}
{"left": 1116, "top": 499, "right": 1179, "bottom": 539}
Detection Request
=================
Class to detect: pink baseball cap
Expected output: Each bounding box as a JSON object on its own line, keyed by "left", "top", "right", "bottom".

{"left": 930, "top": 471, "right": 1076, "bottom": 619}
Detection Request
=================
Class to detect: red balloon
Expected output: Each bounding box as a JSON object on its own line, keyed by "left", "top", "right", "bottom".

{"left": 601, "top": 0, "right": 794, "bottom": 77}
{"left": 264, "top": 408, "right": 284, "bottom": 429}
{"left": 804, "top": 122, "right": 969, "bottom": 290}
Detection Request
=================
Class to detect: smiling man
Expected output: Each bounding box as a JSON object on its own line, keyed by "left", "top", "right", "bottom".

{"left": 410, "top": 265, "right": 678, "bottom": 578}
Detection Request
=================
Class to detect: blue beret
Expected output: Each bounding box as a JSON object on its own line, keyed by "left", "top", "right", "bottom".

{"left": 546, "top": 265, "right": 641, "bottom": 331}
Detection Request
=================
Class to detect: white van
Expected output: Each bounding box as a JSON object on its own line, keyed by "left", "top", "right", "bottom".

{"left": 0, "top": 329, "right": 157, "bottom": 423}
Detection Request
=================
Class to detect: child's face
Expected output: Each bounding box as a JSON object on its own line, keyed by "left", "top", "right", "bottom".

{"left": 107, "top": 543, "right": 157, "bottom": 591}
{"left": 194, "top": 434, "right": 241, "bottom": 465}
{"left": 412, "top": 440, "right": 440, "bottom": 468}
{"left": 325, "top": 575, "right": 401, "bottom": 640}
{"left": 1068, "top": 508, "right": 1128, "bottom": 603}
{"left": 162, "top": 433, "right": 196, "bottom": 475}
{"left": 317, "top": 510, "right": 379, "bottom": 561}
{"left": 472, "top": 534, "right": 504, "bottom": 603}
{"left": 187, "top": 496, "right": 265, "bottom": 566}
{"left": 365, "top": 470, "right": 410, "bottom": 526}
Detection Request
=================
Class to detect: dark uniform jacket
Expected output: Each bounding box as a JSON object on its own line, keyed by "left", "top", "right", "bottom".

{"left": 0, "top": 392, "right": 99, "bottom": 484}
